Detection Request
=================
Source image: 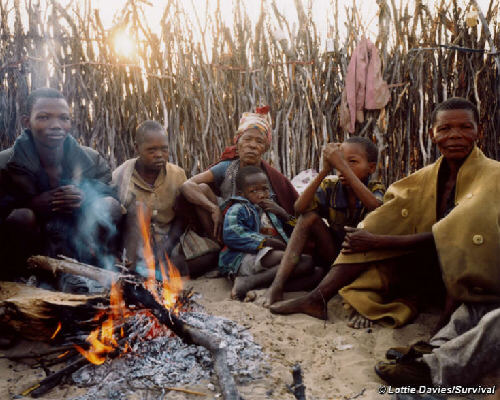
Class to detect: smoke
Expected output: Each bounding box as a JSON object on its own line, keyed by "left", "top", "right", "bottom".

{"left": 69, "top": 180, "right": 119, "bottom": 271}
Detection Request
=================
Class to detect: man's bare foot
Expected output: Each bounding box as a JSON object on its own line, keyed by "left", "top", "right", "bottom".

{"left": 231, "top": 276, "right": 254, "bottom": 300}
{"left": 264, "top": 284, "right": 284, "bottom": 308}
{"left": 347, "top": 309, "right": 374, "bottom": 329}
{"left": 269, "top": 292, "right": 328, "bottom": 320}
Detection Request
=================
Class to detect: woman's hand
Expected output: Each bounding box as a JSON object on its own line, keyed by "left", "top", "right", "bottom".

{"left": 341, "top": 226, "right": 381, "bottom": 254}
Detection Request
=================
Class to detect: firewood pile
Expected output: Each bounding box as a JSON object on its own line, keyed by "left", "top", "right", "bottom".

{"left": 0, "top": 256, "right": 266, "bottom": 399}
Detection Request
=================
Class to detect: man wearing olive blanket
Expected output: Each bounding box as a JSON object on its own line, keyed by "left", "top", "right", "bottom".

{"left": 271, "top": 97, "right": 500, "bottom": 385}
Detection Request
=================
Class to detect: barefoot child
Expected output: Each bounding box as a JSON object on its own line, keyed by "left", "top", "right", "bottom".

{"left": 219, "top": 166, "right": 319, "bottom": 300}
{"left": 267, "top": 137, "right": 385, "bottom": 315}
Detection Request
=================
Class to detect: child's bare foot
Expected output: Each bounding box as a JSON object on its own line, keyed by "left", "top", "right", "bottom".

{"left": 347, "top": 309, "right": 373, "bottom": 329}
{"left": 231, "top": 276, "right": 254, "bottom": 300}
{"left": 243, "top": 290, "right": 257, "bottom": 302}
{"left": 264, "top": 284, "right": 284, "bottom": 308}
{"left": 269, "top": 292, "right": 327, "bottom": 320}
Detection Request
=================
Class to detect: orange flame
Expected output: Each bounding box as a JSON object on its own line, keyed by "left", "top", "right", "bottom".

{"left": 50, "top": 322, "right": 62, "bottom": 340}
{"left": 136, "top": 203, "right": 183, "bottom": 310}
{"left": 75, "top": 205, "right": 184, "bottom": 364}
{"left": 57, "top": 350, "right": 70, "bottom": 359}
{"left": 74, "top": 281, "right": 126, "bottom": 365}
{"left": 159, "top": 255, "right": 183, "bottom": 312}
{"left": 137, "top": 206, "right": 161, "bottom": 301}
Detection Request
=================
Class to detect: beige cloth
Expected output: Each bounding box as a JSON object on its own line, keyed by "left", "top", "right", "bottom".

{"left": 112, "top": 158, "right": 187, "bottom": 233}
{"left": 337, "top": 146, "right": 500, "bottom": 326}
{"left": 113, "top": 158, "right": 219, "bottom": 260}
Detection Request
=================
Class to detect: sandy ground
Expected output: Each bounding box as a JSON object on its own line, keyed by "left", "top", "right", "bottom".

{"left": 1, "top": 276, "right": 499, "bottom": 400}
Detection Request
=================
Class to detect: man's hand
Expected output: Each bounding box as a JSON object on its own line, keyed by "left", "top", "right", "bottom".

{"left": 52, "top": 185, "right": 84, "bottom": 213}
{"left": 258, "top": 199, "right": 290, "bottom": 220}
{"left": 263, "top": 237, "right": 287, "bottom": 250}
{"left": 323, "top": 142, "right": 348, "bottom": 172}
{"left": 341, "top": 226, "right": 380, "bottom": 254}
{"left": 30, "top": 185, "right": 84, "bottom": 214}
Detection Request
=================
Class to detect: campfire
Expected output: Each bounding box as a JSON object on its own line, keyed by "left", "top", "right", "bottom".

{"left": 1, "top": 209, "right": 265, "bottom": 400}
{"left": 71, "top": 206, "right": 186, "bottom": 368}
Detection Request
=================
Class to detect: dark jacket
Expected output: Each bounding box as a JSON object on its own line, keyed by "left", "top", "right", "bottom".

{"left": 0, "top": 130, "right": 115, "bottom": 221}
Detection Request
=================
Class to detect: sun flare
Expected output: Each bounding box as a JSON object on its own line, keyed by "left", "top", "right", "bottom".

{"left": 113, "top": 30, "right": 136, "bottom": 59}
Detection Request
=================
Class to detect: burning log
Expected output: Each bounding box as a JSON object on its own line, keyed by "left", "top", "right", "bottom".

{"left": 0, "top": 281, "right": 105, "bottom": 341}
{"left": 28, "top": 255, "right": 243, "bottom": 400}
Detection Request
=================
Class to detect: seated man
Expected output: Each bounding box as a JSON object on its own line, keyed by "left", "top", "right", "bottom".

{"left": 375, "top": 303, "right": 500, "bottom": 386}
{"left": 266, "top": 137, "right": 385, "bottom": 306}
{"left": 271, "top": 98, "right": 500, "bottom": 331}
{"left": 0, "top": 88, "right": 121, "bottom": 290}
{"left": 112, "top": 121, "right": 219, "bottom": 278}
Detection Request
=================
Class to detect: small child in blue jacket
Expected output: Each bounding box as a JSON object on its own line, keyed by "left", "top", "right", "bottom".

{"left": 219, "top": 165, "right": 319, "bottom": 300}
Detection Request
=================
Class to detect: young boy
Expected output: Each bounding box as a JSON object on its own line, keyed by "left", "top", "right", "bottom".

{"left": 267, "top": 136, "right": 385, "bottom": 308}
{"left": 112, "top": 120, "right": 219, "bottom": 278}
{"left": 219, "top": 166, "right": 320, "bottom": 300}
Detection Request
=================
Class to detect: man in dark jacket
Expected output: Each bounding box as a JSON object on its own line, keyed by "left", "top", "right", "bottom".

{"left": 0, "top": 88, "right": 121, "bottom": 286}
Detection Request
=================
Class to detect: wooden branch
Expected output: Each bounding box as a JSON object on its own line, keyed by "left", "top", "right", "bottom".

{"left": 288, "top": 364, "right": 306, "bottom": 400}
{"left": 25, "top": 356, "right": 88, "bottom": 398}
{"left": 27, "top": 255, "right": 130, "bottom": 287}
{"left": 470, "top": 0, "right": 500, "bottom": 70}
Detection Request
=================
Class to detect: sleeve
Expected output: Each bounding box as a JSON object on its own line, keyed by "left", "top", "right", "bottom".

{"left": 222, "top": 204, "right": 267, "bottom": 253}
{"left": 209, "top": 161, "right": 230, "bottom": 188}
{"left": 93, "top": 153, "right": 112, "bottom": 184}
{"left": 369, "top": 181, "right": 386, "bottom": 203}
{"left": 304, "top": 178, "right": 335, "bottom": 218}
{"left": 0, "top": 171, "right": 17, "bottom": 221}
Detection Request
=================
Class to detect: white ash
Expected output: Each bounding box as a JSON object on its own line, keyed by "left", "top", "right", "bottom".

{"left": 71, "top": 311, "right": 267, "bottom": 399}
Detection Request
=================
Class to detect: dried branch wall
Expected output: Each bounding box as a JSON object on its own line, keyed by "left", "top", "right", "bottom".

{"left": 0, "top": 0, "right": 498, "bottom": 184}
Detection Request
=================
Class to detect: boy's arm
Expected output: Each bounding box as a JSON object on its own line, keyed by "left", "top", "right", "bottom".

{"left": 294, "top": 156, "right": 332, "bottom": 214}
{"left": 324, "top": 143, "right": 382, "bottom": 211}
{"left": 222, "top": 204, "right": 268, "bottom": 253}
{"left": 181, "top": 170, "right": 221, "bottom": 238}
{"left": 258, "top": 199, "right": 293, "bottom": 222}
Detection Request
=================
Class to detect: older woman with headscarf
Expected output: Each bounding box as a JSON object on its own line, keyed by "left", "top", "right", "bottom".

{"left": 180, "top": 106, "right": 298, "bottom": 241}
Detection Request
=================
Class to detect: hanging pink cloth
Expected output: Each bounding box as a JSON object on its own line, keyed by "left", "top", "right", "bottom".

{"left": 340, "top": 37, "right": 390, "bottom": 133}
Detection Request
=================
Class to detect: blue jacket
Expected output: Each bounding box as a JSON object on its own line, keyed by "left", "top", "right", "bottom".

{"left": 219, "top": 196, "right": 289, "bottom": 275}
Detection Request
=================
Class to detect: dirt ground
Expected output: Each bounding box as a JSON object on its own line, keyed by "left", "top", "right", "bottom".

{"left": 1, "top": 276, "right": 499, "bottom": 400}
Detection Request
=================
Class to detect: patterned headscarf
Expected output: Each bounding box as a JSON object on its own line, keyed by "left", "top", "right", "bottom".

{"left": 234, "top": 105, "right": 272, "bottom": 145}
{"left": 219, "top": 106, "right": 272, "bottom": 161}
